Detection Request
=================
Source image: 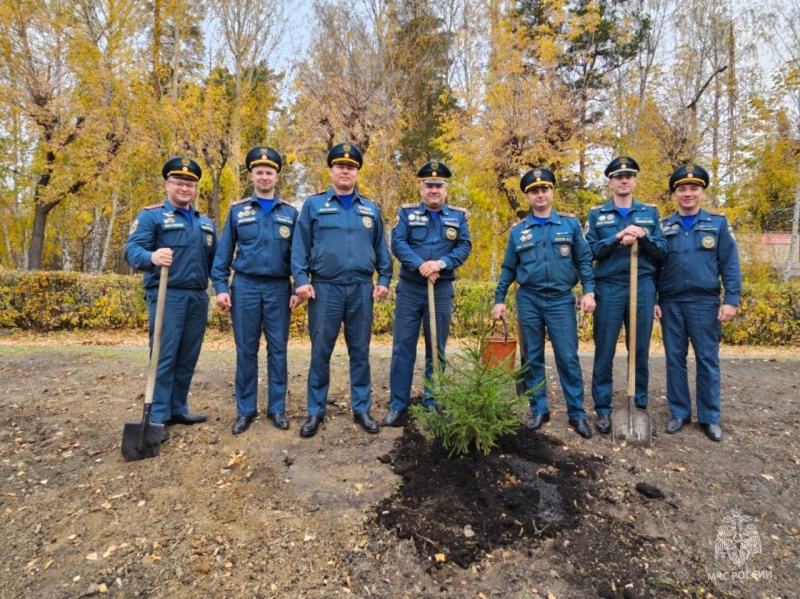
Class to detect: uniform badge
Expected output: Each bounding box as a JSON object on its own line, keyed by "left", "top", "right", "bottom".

{"left": 409, "top": 213, "right": 416, "bottom": 221}
{"left": 129, "top": 219, "right": 138, "bottom": 234}
{"left": 279, "top": 225, "right": 291, "bottom": 238}
{"left": 599, "top": 215, "right": 606, "bottom": 221}
{"left": 237, "top": 211, "right": 244, "bottom": 218}
{"left": 206, "top": 234, "right": 213, "bottom": 246}
{"left": 181, "top": 158, "right": 190, "bottom": 166}
{"left": 431, "top": 160, "right": 439, "bottom": 170}
{"left": 260, "top": 147, "right": 268, "bottom": 156}
{"left": 534, "top": 168, "right": 542, "bottom": 177}
{"left": 446, "top": 227, "right": 457, "bottom": 240}
{"left": 362, "top": 216, "right": 373, "bottom": 229}
{"left": 686, "top": 164, "right": 695, "bottom": 173}
{"left": 560, "top": 244, "right": 571, "bottom": 256}
{"left": 343, "top": 143, "right": 351, "bottom": 152}
{"left": 702, "top": 235, "right": 716, "bottom": 249}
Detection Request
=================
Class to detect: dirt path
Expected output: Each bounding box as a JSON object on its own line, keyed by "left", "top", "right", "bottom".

{"left": 0, "top": 342, "right": 797, "bottom": 598}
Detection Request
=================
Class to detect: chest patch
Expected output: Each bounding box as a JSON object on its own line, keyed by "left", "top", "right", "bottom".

{"left": 559, "top": 244, "right": 571, "bottom": 256}
{"left": 701, "top": 235, "right": 716, "bottom": 249}
{"left": 279, "top": 225, "right": 291, "bottom": 238}
{"left": 445, "top": 227, "right": 457, "bottom": 240}
{"left": 362, "top": 216, "right": 373, "bottom": 229}
{"left": 596, "top": 214, "right": 616, "bottom": 226}
{"left": 206, "top": 234, "right": 213, "bottom": 246}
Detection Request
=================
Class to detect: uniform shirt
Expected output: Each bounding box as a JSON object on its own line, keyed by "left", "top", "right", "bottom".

{"left": 657, "top": 208, "right": 742, "bottom": 306}
{"left": 291, "top": 187, "right": 393, "bottom": 287}
{"left": 495, "top": 211, "right": 594, "bottom": 302}
{"left": 584, "top": 199, "right": 668, "bottom": 283}
{"left": 125, "top": 199, "right": 217, "bottom": 291}
{"left": 391, "top": 202, "right": 472, "bottom": 285}
{"left": 211, "top": 194, "right": 298, "bottom": 294}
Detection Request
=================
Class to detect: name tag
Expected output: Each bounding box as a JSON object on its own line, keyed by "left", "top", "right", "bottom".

{"left": 318, "top": 207, "right": 339, "bottom": 214}
{"left": 237, "top": 217, "right": 256, "bottom": 224}
{"left": 357, "top": 205, "right": 375, "bottom": 216}
{"left": 200, "top": 224, "right": 214, "bottom": 233}
{"left": 516, "top": 242, "right": 534, "bottom": 251}
{"left": 408, "top": 221, "right": 427, "bottom": 227}
{"left": 163, "top": 222, "right": 185, "bottom": 230}
{"left": 553, "top": 233, "right": 572, "bottom": 243}
{"left": 634, "top": 217, "right": 655, "bottom": 226}
{"left": 274, "top": 215, "right": 293, "bottom": 225}
{"left": 443, "top": 218, "right": 460, "bottom": 227}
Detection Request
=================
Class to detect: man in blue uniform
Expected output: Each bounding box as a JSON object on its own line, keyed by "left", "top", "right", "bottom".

{"left": 493, "top": 168, "right": 595, "bottom": 439}
{"left": 384, "top": 160, "right": 472, "bottom": 426}
{"left": 655, "top": 164, "right": 741, "bottom": 441}
{"left": 212, "top": 146, "right": 302, "bottom": 435}
{"left": 291, "top": 143, "right": 393, "bottom": 437}
{"left": 125, "top": 157, "right": 217, "bottom": 442}
{"left": 585, "top": 156, "right": 667, "bottom": 434}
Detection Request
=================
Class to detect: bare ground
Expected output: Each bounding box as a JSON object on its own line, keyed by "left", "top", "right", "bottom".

{"left": 0, "top": 333, "right": 798, "bottom": 598}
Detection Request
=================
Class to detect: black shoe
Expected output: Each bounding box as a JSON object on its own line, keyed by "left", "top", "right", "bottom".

{"left": 700, "top": 423, "right": 722, "bottom": 442}
{"left": 354, "top": 412, "right": 380, "bottom": 434}
{"left": 665, "top": 417, "right": 691, "bottom": 434}
{"left": 266, "top": 413, "right": 290, "bottom": 430}
{"left": 150, "top": 421, "right": 170, "bottom": 442}
{"left": 300, "top": 415, "right": 324, "bottom": 438}
{"left": 596, "top": 414, "right": 612, "bottom": 434}
{"left": 383, "top": 410, "right": 406, "bottom": 427}
{"left": 231, "top": 415, "right": 255, "bottom": 435}
{"left": 525, "top": 411, "right": 551, "bottom": 430}
{"left": 569, "top": 419, "right": 592, "bottom": 439}
{"left": 167, "top": 413, "right": 207, "bottom": 426}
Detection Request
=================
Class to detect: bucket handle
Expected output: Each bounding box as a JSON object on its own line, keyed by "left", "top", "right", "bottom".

{"left": 490, "top": 316, "right": 510, "bottom": 344}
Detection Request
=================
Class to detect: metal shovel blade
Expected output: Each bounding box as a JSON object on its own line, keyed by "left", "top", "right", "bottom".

{"left": 612, "top": 395, "right": 652, "bottom": 447}
{"left": 121, "top": 405, "right": 164, "bottom": 462}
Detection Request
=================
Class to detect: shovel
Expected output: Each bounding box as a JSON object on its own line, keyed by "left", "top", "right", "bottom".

{"left": 122, "top": 265, "right": 169, "bottom": 461}
{"left": 612, "top": 240, "right": 652, "bottom": 446}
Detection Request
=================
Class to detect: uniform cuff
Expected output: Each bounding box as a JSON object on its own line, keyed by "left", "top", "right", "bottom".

{"left": 377, "top": 276, "right": 391, "bottom": 288}
{"left": 723, "top": 294, "right": 740, "bottom": 307}
{"left": 213, "top": 283, "right": 230, "bottom": 295}
{"left": 294, "top": 273, "right": 310, "bottom": 288}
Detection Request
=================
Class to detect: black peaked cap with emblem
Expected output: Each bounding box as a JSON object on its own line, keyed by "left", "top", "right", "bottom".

{"left": 327, "top": 143, "right": 363, "bottom": 169}
{"left": 669, "top": 163, "right": 709, "bottom": 192}
{"left": 245, "top": 146, "right": 282, "bottom": 172}
{"left": 604, "top": 156, "right": 640, "bottom": 178}
{"left": 162, "top": 157, "right": 202, "bottom": 181}
{"left": 520, "top": 167, "right": 556, "bottom": 192}
{"left": 416, "top": 159, "right": 452, "bottom": 184}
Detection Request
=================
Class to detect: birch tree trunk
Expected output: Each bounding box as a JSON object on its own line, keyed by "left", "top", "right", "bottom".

{"left": 783, "top": 182, "right": 800, "bottom": 282}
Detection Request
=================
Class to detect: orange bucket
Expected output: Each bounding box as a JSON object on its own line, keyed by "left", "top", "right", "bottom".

{"left": 481, "top": 317, "right": 517, "bottom": 371}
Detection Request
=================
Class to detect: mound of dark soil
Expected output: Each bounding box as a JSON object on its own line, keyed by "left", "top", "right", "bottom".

{"left": 375, "top": 426, "right": 604, "bottom": 568}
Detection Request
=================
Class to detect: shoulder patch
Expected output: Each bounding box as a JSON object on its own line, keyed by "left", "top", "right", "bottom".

{"left": 232, "top": 198, "right": 251, "bottom": 206}
{"left": 144, "top": 203, "right": 161, "bottom": 210}
{"left": 401, "top": 203, "right": 419, "bottom": 209}
{"left": 449, "top": 206, "right": 469, "bottom": 215}
{"left": 644, "top": 203, "right": 658, "bottom": 208}
{"left": 558, "top": 211, "right": 575, "bottom": 218}
{"left": 512, "top": 219, "right": 527, "bottom": 228}
{"left": 590, "top": 205, "right": 603, "bottom": 211}
{"left": 280, "top": 199, "right": 298, "bottom": 210}
{"left": 708, "top": 211, "right": 726, "bottom": 217}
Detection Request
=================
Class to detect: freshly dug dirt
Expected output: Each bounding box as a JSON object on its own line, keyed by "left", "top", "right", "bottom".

{"left": 0, "top": 337, "right": 797, "bottom": 598}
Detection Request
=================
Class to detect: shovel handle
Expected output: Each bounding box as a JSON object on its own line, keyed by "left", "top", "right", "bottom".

{"left": 428, "top": 279, "right": 439, "bottom": 374}
{"left": 627, "top": 240, "right": 638, "bottom": 398}
{"left": 144, "top": 266, "right": 169, "bottom": 407}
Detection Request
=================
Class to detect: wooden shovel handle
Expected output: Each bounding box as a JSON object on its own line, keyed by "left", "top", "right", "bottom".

{"left": 428, "top": 279, "right": 439, "bottom": 374}
{"left": 627, "top": 240, "right": 638, "bottom": 397}
{"left": 144, "top": 266, "right": 169, "bottom": 406}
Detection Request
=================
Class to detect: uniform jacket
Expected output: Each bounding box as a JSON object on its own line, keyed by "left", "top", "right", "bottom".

{"left": 657, "top": 208, "right": 742, "bottom": 306}
{"left": 391, "top": 202, "right": 472, "bottom": 285}
{"left": 291, "top": 187, "right": 393, "bottom": 287}
{"left": 211, "top": 194, "right": 298, "bottom": 294}
{"left": 495, "top": 211, "right": 594, "bottom": 302}
{"left": 125, "top": 199, "right": 217, "bottom": 291}
{"left": 585, "top": 199, "right": 668, "bottom": 283}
